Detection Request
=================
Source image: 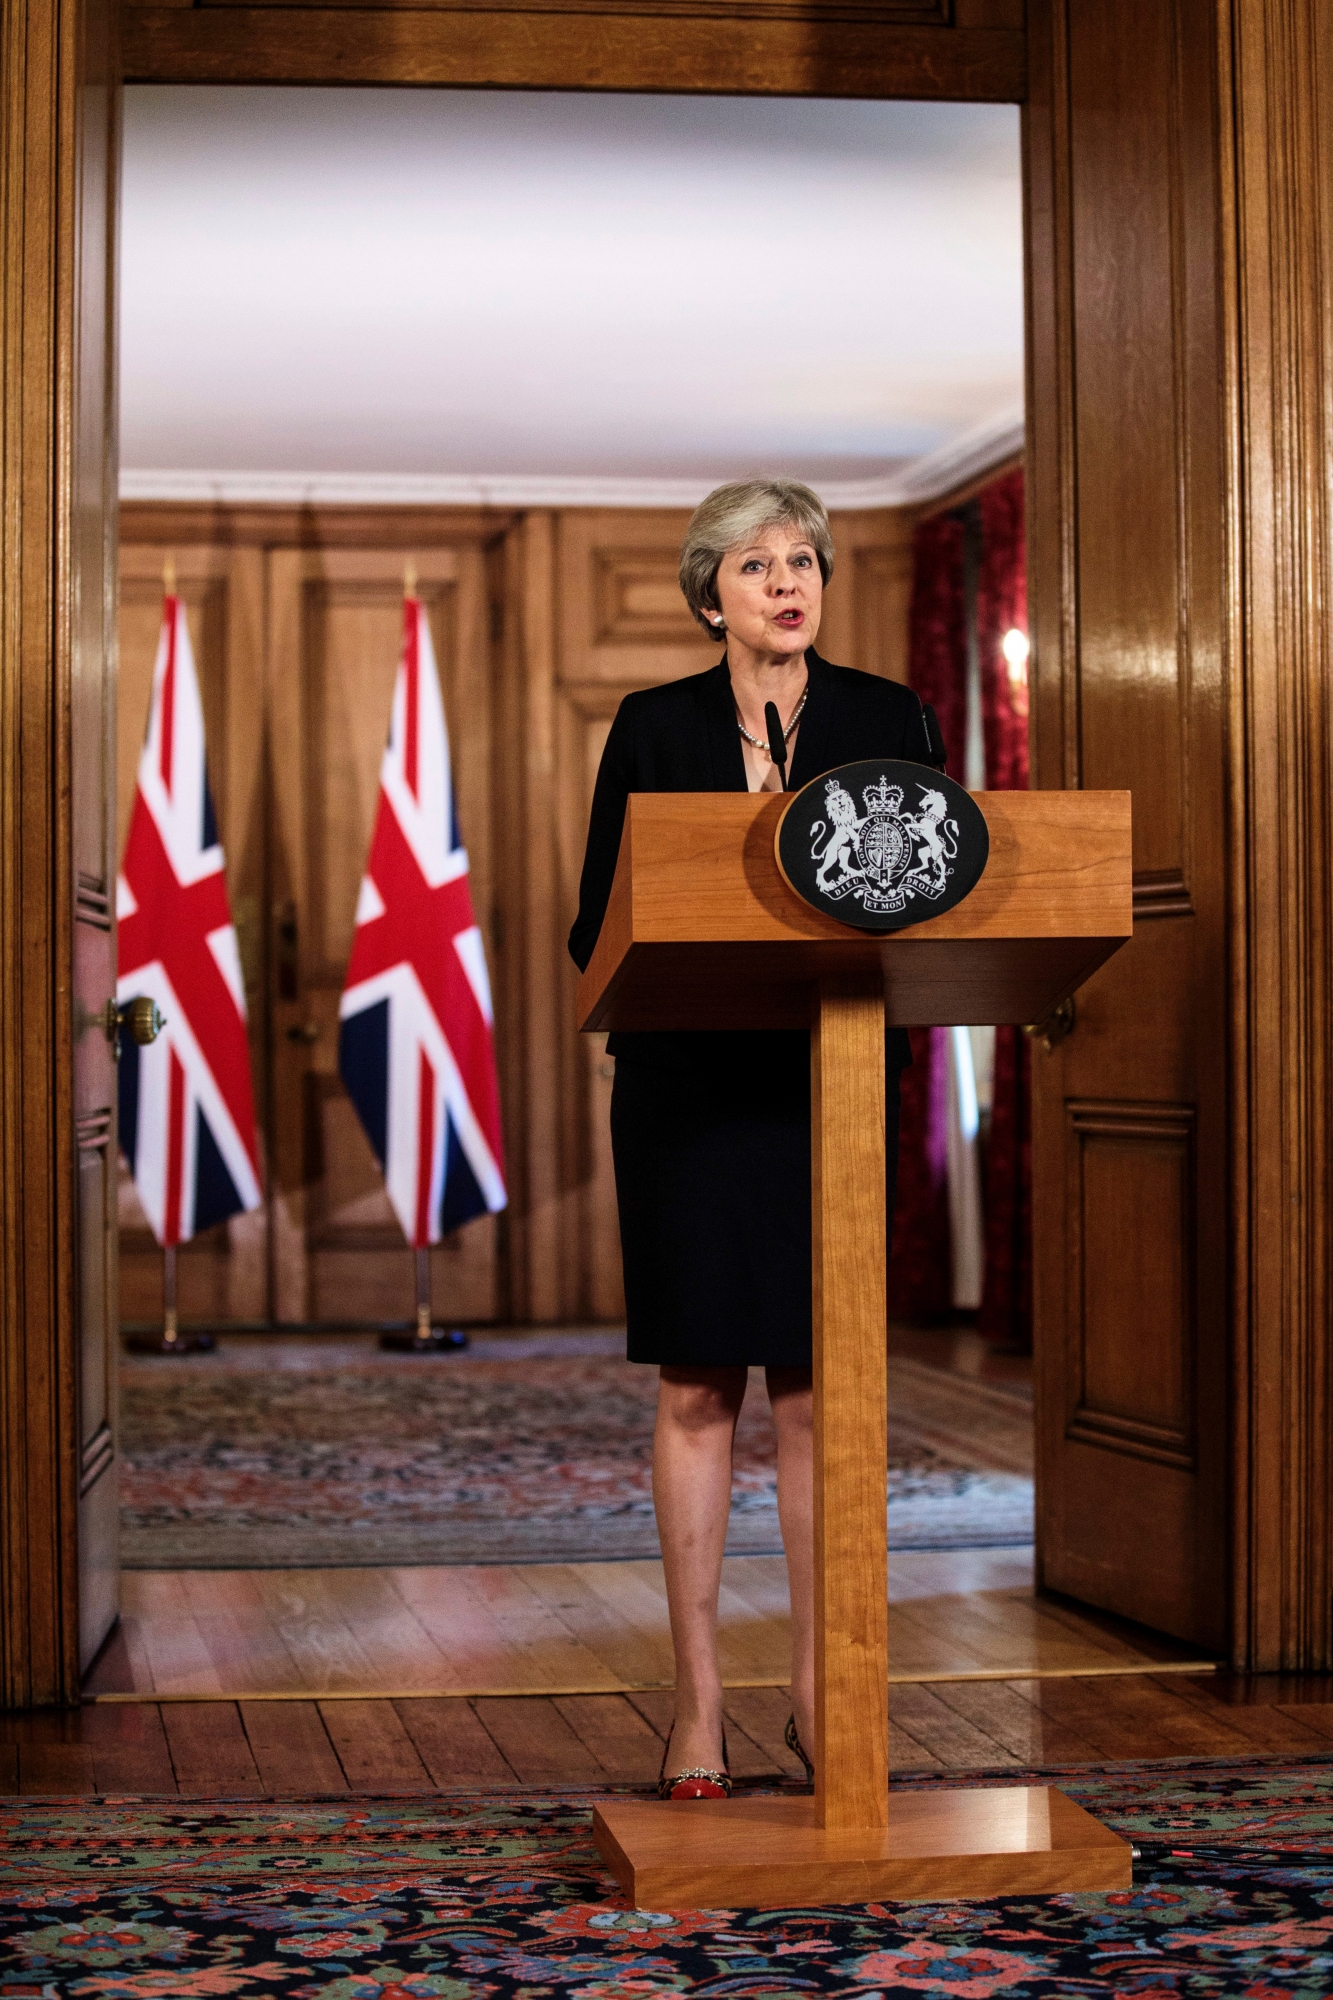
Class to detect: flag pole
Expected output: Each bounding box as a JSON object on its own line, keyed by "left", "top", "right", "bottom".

{"left": 415, "top": 1246, "right": 431, "bottom": 1343}
{"left": 163, "top": 1244, "right": 178, "bottom": 1347}
{"left": 125, "top": 1243, "right": 215, "bottom": 1355}
{"left": 380, "top": 1244, "right": 469, "bottom": 1355}
{"left": 163, "top": 554, "right": 176, "bottom": 596}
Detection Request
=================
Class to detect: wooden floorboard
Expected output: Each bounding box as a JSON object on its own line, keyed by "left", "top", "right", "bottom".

{"left": 1000, "top": 1673, "right": 1255, "bottom": 1763}
{"left": 394, "top": 1697, "right": 520, "bottom": 1787}
{"left": 82, "top": 1701, "right": 178, "bottom": 1795}
{"left": 471, "top": 1696, "right": 609, "bottom": 1785}
{"left": 889, "top": 1718, "right": 945, "bottom": 1770}
{"left": 1, "top": 1708, "right": 97, "bottom": 1744}
{"left": 722, "top": 1686, "right": 806, "bottom": 1779}
{"left": 240, "top": 1700, "right": 348, "bottom": 1793}
{"left": 518, "top": 1565, "right": 676, "bottom": 1691}
{"left": 19, "top": 1743, "right": 97, "bottom": 1796}
{"left": 8, "top": 1672, "right": 1333, "bottom": 1800}
{"left": 318, "top": 1699, "right": 435, "bottom": 1792}
{"left": 161, "top": 1701, "right": 264, "bottom": 1795}
{"left": 39, "top": 1336, "right": 1333, "bottom": 1798}
{"left": 1163, "top": 1676, "right": 1333, "bottom": 1754}
{"left": 889, "top": 1682, "right": 1022, "bottom": 1769}
{"left": 927, "top": 1676, "right": 1103, "bottom": 1766}
{"left": 553, "top": 1693, "right": 665, "bottom": 1784}
{"left": 90, "top": 1551, "right": 1213, "bottom": 1700}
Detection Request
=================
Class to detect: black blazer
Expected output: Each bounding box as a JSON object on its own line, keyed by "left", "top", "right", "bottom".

{"left": 569, "top": 650, "right": 927, "bottom": 1073}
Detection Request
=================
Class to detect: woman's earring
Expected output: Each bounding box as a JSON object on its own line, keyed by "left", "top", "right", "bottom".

{"left": 711, "top": 615, "right": 726, "bottom": 631}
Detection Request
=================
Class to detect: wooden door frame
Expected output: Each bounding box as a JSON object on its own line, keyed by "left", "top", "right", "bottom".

{"left": 2, "top": 0, "right": 1329, "bottom": 1702}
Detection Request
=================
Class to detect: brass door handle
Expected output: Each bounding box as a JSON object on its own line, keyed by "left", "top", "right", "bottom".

{"left": 105, "top": 996, "right": 166, "bottom": 1048}
{"left": 286, "top": 1021, "right": 321, "bottom": 1044}
{"left": 1024, "top": 996, "right": 1075, "bottom": 1055}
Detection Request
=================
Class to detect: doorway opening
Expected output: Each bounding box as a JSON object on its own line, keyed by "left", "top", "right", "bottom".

{"left": 89, "top": 84, "right": 1204, "bottom": 1736}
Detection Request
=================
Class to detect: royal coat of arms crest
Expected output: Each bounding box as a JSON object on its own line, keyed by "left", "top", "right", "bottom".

{"left": 812, "top": 774, "right": 960, "bottom": 915}
{"left": 774, "top": 759, "right": 989, "bottom": 933}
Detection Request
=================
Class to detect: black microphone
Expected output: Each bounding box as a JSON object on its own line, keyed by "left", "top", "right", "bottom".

{"left": 764, "top": 701, "right": 790, "bottom": 789}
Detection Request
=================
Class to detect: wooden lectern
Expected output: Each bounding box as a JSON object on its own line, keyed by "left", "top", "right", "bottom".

{"left": 577, "top": 786, "right": 1135, "bottom": 1910}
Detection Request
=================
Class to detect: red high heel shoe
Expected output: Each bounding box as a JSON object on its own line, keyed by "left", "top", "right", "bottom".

{"left": 657, "top": 1724, "right": 732, "bottom": 1800}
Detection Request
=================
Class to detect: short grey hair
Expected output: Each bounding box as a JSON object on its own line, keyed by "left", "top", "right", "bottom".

{"left": 679, "top": 478, "right": 835, "bottom": 635}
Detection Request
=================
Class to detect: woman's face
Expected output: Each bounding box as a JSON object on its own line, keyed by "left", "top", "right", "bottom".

{"left": 712, "top": 523, "right": 823, "bottom": 660}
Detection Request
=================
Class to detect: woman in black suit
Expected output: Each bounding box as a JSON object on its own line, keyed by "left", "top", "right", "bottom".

{"left": 570, "top": 479, "right": 929, "bottom": 1798}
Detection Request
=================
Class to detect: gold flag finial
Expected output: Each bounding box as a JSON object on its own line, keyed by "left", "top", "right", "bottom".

{"left": 404, "top": 559, "right": 418, "bottom": 599}
{"left": 163, "top": 555, "right": 177, "bottom": 597}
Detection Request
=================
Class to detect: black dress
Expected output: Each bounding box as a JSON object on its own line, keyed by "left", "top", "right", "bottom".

{"left": 569, "top": 650, "right": 929, "bottom": 1369}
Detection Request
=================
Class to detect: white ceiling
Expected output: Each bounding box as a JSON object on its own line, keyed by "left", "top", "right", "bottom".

{"left": 119, "top": 88, "right": 1024, "bottom": 505}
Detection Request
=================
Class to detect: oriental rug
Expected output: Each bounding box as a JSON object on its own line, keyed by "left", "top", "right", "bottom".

{"left": 3, "top": 1756, "right": 1332, "bottom": 1996}
{"left": 119, "top": 1339, "right": 1033, "bottom": 1569}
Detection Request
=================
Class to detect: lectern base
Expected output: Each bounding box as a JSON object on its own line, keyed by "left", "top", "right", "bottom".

{"left": 593, "top": 1788, "right": 1131, "bottom": 1909}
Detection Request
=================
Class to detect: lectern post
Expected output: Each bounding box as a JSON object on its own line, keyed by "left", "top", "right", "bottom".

{"left": 581, "top": 790, "right": 1135, "bottom": 1908}
{"left": 812, "top": 977, "right": 888, "bottom": 1831}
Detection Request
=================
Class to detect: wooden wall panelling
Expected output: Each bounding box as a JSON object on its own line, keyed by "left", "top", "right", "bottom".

{"left": 119, "top": 4, "right": 1028, "bottom": 99}
{"left": 1, "top": 0, "right": 119, "bottom": 1704}
{"left": 557, "top": 687, "right": 633, "bottom": 1321}
{"left": 1225, "top": 0, "right": 1333, "bottom": 1672}
{"left": 816, "top": 506, "right": 914, "bottom": 683}
{"left": 556, "top": 509, "right": 704, "bottom": 688}
{"left": 114, "top": 543, "right": 268, "bottom": 1326}
{"left": 117, "top": 503, "right": 515, "bottom": 551}
{"left": 554, "top": 511, "right": 702, "bottom": 1319}
{"left": 554, "top": 505, "right": 913, "bottom": 688}
{"left": 1026, "top": 0, "right": 1228, "bottom": 1650}
{"left": 493, "top": 511, "right": 569, "bottom": 1324}
{"left": 266, "top": 544, "right": 502, "bottom": 1326}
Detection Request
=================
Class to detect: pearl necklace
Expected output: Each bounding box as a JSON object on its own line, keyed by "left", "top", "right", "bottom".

{"left": 735, "top": 687, "right": 808, "bottom": 755}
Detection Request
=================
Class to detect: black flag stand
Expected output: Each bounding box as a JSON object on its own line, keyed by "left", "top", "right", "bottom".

{"left": 378, "top": 1246, "right": 470, "bottom": 1354}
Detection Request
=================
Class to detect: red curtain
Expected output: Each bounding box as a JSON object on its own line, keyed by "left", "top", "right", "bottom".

{"left": 975, "top": 468, "right": 1032, "bottom": 1349}
{"left": 903, "top": 512, "right": 968, "bottom": 770}
{"left": 890, "top": 470, "right": 1032, "bottom": 1342}
{"left": 888, "top": 512, "right": 966, "bottom": 1319}
{"left": 976, "top": 470, "right": 1028, "bottom": 791}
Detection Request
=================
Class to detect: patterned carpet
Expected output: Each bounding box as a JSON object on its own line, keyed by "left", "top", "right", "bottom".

{"left": 3, "top": 1757, "right": 1331, "bottom": 1996}
{"left": 119, "top": 1336, "right": 1033, "bottom": 1569}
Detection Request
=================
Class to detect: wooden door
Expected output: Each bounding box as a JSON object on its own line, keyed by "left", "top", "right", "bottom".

{"left": 267, "top": 546, "right": 501, "bottom": 1324}
{"left": 115, "top": 545, "right": 268, "bottom": 1326}
{"left": 70, "top": 0, "right": 123, "bottom": 1675}
{"left": 1026, "top": 0, "right": 1229, "bottom": 1649}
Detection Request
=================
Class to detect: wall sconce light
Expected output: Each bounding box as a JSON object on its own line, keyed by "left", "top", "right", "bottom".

{"left": 1002, "top": 627, "right": 1030, "bottom": 715}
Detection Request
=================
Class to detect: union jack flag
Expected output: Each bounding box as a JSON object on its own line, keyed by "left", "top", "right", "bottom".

{"left": 117, "top": 595, "right": 262, "bottom": 1245}
{"left": 338, "top": 593, "right": 506, "bottom": 1246}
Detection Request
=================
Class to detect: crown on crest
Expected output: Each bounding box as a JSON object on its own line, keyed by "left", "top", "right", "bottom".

{"left": 862, "top": 775, "right": 904, "bottom": 815}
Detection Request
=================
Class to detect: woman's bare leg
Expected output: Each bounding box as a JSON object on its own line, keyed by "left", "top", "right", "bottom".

{"left": 767, "top": 1365, "right": 815, "bottom": 1762}
{"left": 654, "top": 1365, "right": 748, "bottom": 1778}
